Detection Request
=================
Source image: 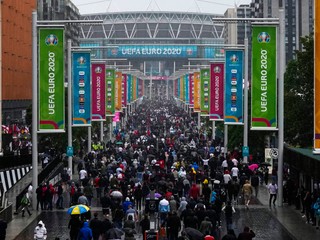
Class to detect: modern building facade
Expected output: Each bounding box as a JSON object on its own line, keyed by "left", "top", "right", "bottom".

{"left": 1, "top": 0, "right": 36, "bottom": 123}
{"left": 251, "top": 0, "right": 314, "bottom": 62}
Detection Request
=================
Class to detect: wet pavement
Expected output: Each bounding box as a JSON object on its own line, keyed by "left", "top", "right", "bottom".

{"left": 12, "top": 187, "right": 297, "bottom": 240}
{"left": 6, "top": 168, "right": 320, "bottom": 240}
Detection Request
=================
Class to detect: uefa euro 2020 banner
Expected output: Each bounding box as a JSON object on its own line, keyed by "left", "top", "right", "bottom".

{"left": 209, "top": 63, "right": 224, "bottom": 121}
{"left": 225, "top": 50, "right": 244, "bottom": 124}
{"left": 91, "top": 63, "right": 106, "bottom": 121}
{"left": 39, "top": 28, "right": 65, "bottom": 132}
{"left": 193, "top": 72, "right": 201, "bottom": 112}
{"left": 251, "top": 25, "right": 277, "bottom": 130}
{"left": 200, "top": 68, "right": 210, "bottom": 116}
{"left": 314, "top": 1, "right": 320, "bottom": 150}
{"left": 189, "top": 73, "right": 194, "bottom": 108}
{"left": 122, "top": 74, "right": 127, "bottom": 108}
{"left": 115, "top": 72, "right": 122, "bottom": 112}
{"left": 72, "top": 52, "right": 91, "bottom": 126}
{"left": 106, "top": 69, "right": 116, "bottom": 116}
{"left": 184, "top": 74, "right": 189, "bottom": 104}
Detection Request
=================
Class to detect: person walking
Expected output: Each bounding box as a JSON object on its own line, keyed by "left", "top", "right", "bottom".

{"left": 78, "top": 221, "right": 93, "bottom": 240}
{"left": 250, "top": 172, "right": 259, "bottom": 198}
{"left": 222, "top": 201, "right": 235, "bottom": 230}
{"left": 166, "top": 211, "right": 181, "bottom": 240}
{"left": 237, "top": 226, "right": 255, "bottom": 240}
{"left": 241, "top": 180, "right": 253, "bottom": 209}
{"left": 19, "top": 190, "right": 32, "bottom": 217}
{"left": 267, "top": 181, "right": 278, "bottom": 207}
{"left": 34, "top": 221, "right": 47, "bottom": 240}
{"left": 89, "top": 212, "right": 102, "bottom": 240}
{"left": 0, "top": 219, "right": 7, "bottom": 240}
{"left": 140, "top": 214, "right": 150, "bottom": 240}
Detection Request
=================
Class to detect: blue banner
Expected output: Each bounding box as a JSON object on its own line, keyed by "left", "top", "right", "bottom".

{"left": 185, "top": 74, "right": 189, "bottom": 104}
{"left": 72, "top": 52, "right": 91, "bottom": 126}
{"left": 127, "top": 74, "right": 132, "bottom": 103}
{"left": 107, "top": 45, "right": 197, "bottom": 58}
{"left": 224, "top": 49, "right": 244, "bottom": 124}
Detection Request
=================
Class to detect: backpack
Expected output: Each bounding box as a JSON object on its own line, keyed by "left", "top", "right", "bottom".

{"left": 21, "top": 195, "right": 29, "bottom": 205}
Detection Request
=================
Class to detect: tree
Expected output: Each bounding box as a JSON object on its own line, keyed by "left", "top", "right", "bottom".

{"left": 284, "top": 34, "right": 314, "bottom": 147}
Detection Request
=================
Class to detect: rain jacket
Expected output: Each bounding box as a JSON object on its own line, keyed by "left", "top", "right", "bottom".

{"left": 34, "top": 221, "right": 47, "bottom": 240}
{"left": 78, "top": 221, "right": 93, "bottom": 240}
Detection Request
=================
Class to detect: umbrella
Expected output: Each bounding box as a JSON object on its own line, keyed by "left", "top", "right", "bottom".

{"left": 184, "top": 227, "right": 204, "bottom": 240}
{"left": 260, "top": 162, "right": 271, "bottom": 166}
{"left": 116, "top": 141, "right": 123, "bottom": 145}
{"left": 67, "top": 204, "right": 90, "bottom": 215}
{"left": 110, "top": 190, "right": 123, "bottom": 198}
{"left": 248, "top": 163, "right": 259, "bottom": 171}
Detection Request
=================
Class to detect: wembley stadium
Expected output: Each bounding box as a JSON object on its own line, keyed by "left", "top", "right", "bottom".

{"left": 78, "top": 11, "right": 227, "bottom": 86}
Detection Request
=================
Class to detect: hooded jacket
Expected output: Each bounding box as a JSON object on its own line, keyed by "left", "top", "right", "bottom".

{"left": 78, "top": 221, "right": 93, "bottom": 240}
{"left": 34, "top": 221, "right": 47, "bottom": 240}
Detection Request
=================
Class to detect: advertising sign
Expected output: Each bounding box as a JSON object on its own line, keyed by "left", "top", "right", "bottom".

{"left": 122, "top": 74, "right": 127, "bottom": 108}
{"left": 251, "top": 25, "right": 277, "bottom": 130}
{"left": 38, "top": 28, "right": 65, "bottom": 132}
{"left": 189, "top": 73, "right": 194, "bottom": 107}
{"left": 106, "top": 69, "right": 115, "bottom": 116}
{"left": 127, "top": 74, "right": 132, "bottom": 104}
{"left": 193, "top": 72, "right": 201, "bottom": 112}
{"left": 91, "top": 63, "right": 106, "bottom": 121}
{"left": 225, "top": 50, "right": 244, "bottom": 124}
{"left": 210, "top": 63, "right": 224, "bottom": 121}
{"left": 115, "top": 72, "right": 122, "bottom": 112}
{"left": 107, "top": 45, "right": 197, "bottom": 58}
{"left": 200, "top": 68, "right": 210, "bottom": 116}
{"left": 72, "top": 52, "right": 91, "bottom": 126}
{"left": 185, "top": 74, "right": 189, "bottom": 104}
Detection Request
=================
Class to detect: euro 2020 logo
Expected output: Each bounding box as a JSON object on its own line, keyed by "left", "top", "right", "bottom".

{"left": 95, "top": 66, "right": 102, "bottom": 73}
{"left": 258, "top": 32, "right": 271, "bottom": 43}
{"left": 213, "top": 66, "right": 221, "bottom": 73}
{"left": 45, "top": 34, "right": 58, "bottom": 46}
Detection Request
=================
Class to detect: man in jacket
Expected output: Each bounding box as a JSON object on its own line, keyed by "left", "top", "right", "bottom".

{"left": 237, "top": 226, "right": 255, "bottom": 240}
{"left": 166, "top": 211, "right": 181, "bottom": 240}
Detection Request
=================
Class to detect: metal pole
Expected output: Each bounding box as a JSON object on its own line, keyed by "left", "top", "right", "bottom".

{"left": 212, "top": 121, "right": 215, "bottom": 140}
{"left": 150, "top": 66, "right": 153, "bottom": 100}
{"left": 224, "top": 124, "right": 228, "bottom": 158}
{"left": 173, "top": 61, "right": 176, "bottom": 97}
{"left": 67, "top": 39, "right": 73, "bottom": 179}
{"left": 0, "top": 3, "right": 2, "bottom": 156}
{"left": 100, "top": 121, "right": 104, "bottom": 143}
{"left": 31, "top": 11, "right": 38, "bottom": 209}
{"left": 243, "top": 38, "right": 249, "bottom": 163}
{"left": 277, "top": 7, "right": 285, "bottom": 207}
{"left": 198, "top": 112, "right": 201, "bottom": 130}
{"left": 88, "top": 126, "right": 92, "bottom": 152}
{"left": 109, "top": 121, "right": 113, "bottom": 141}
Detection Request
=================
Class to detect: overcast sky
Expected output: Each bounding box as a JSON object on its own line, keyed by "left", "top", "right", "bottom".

{"left": 71, "top": 0, "right": 252, "bottom": 15}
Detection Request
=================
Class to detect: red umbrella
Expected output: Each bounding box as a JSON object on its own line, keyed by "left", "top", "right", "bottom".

{"left": 248, "top": 163, "right": 259, "bottom": 172}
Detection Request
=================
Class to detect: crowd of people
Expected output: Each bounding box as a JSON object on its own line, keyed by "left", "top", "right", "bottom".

{"left": 27, "top": 96, "right": 320, "bottom": 239}
{"left": 55, "top": 97, "right": 267, "bottom": 240}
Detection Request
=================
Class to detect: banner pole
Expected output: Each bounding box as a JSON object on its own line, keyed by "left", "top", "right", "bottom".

{"left": 67, "top": 39, "right": 73, "bottom": 179}
{"left": 31, "top": 11, "right": 38, "bottom": 210}
{"left": 212, "top": 121, "right": 215, "bottom": 140}
{"left": 243, "top": 38, "right": 249, "bottom": 163}
{"left": 277, "top": 7, "right": 285, "bottom": 207}
{"left": 88, "top": 126, "right": 92, "bottom": 152}
{"left": 100, "top": 121, "right": 104, "bottom": 143}
{"left": 224, "top": 124, "right": 228, "bottom": 158}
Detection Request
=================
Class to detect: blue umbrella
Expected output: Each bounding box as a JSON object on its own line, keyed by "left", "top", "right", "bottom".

{"left": 67, "top": 204, "right": 90, "bottom": 215}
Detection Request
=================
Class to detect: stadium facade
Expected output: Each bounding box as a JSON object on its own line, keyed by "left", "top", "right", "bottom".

{"left": 78, "top": 11, "right": 227, "bottom": 93}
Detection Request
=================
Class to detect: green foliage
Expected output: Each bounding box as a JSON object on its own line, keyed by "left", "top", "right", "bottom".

{"left": 284, "top": 34, "right": 314, "bottom": 147}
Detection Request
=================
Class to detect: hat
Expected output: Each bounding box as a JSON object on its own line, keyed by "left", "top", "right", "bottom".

{"left": 38, "top": 220, "right": 44, "bottom": 225}
{"left": 126, "top": 197, "right": 130, "bottom": 201}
